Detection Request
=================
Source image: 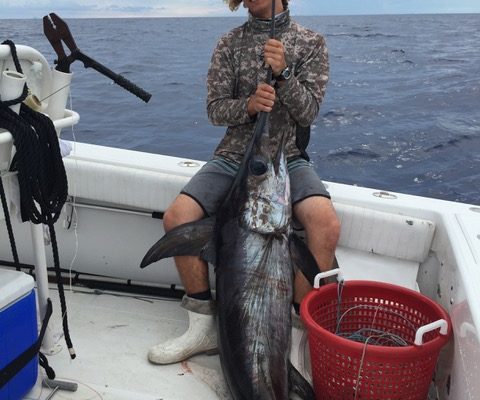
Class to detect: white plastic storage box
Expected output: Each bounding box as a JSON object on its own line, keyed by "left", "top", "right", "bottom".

{"left": 0, "top": 269, "right": 38, "bottom": 399}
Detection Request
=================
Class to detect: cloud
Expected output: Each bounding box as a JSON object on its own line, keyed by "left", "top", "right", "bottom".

{"left": 1, "top": 0, "right": 479, "bottom": 19}
{"left": 0, "top": 0, "right": 92, "bottom": 18}
{"left": 0, "top": 0, "right": 49, "bottom": 5}
{"left": 150, "top": 5, "right": 231, "bottom": 17}
{"left": 0, "top": 0, "right": 240, "bottom": 18}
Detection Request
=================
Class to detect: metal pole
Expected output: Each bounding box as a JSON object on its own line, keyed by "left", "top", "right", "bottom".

{"left": 30, "top": 223, "right": 61, "bottom": 354}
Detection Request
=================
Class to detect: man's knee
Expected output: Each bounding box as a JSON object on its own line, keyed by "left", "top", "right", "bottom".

{"left": 163, "top": 194, "right": 204, "bottom": 232}
{"left": 163, "top": 207, "right": 180, "bottom": 232}
{"left": 297, "top": 197, "right": 341, "bottom": 248}
{"left": 322, "top": 212, "right": 341, "bottom": 249}
{"left": 311, "top": 212, "right": 339, "bottom": 245}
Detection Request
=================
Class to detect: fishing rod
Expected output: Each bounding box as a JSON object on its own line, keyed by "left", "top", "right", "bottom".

{"left": 266, "top": 0, "right": 277, "bottom": 85}
{"left": 248, "top": 0, "right": 279, "bottom": 167}
{"left": 253, "top": 0, "right": 278, "bottom": 125}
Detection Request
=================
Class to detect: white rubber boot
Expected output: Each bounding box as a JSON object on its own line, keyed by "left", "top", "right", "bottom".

{"left": 148, "top": 295, "right": 217, "bottom": 365}
{"left": 290, "top": 310, "right": 312, "bottom": 385}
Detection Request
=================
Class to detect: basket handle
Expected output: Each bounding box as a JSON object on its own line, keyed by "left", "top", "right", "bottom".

{"left": 313, "top": 268, "right": 342, "bottom": 289}
{"left": 414, "top": 319, "right": 449, "bottom": 346}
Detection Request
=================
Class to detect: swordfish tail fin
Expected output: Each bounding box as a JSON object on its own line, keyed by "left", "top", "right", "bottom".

{"left": 140, "top": 217, "right": 214, "bottom": 269}
{"left": 289, "top": 361, "right": 316, "bottom": 400}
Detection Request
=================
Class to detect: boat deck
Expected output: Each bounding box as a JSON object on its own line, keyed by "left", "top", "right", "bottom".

{"left": 24, "top": 285, "right": 228, "bottom": 400}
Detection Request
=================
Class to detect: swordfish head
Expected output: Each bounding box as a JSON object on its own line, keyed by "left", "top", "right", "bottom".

{"left": 240, "top": 132, "right": 291, "bottom": 236}
{"left": 215, "top": 112, "right": 296, "bottom": 399}
{"left": 222, "top": 111, "right": 292, "bottom": 236}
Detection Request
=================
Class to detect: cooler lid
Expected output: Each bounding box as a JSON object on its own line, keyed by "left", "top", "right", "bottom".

{"left": 0, "top": 269, "right": 35, "bottom": 311}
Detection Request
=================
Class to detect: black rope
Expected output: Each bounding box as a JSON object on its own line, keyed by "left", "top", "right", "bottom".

{"left": 15, "top": 104, "right": 68, "bottom": 224}
{"left": 38, "top": 352, "right": 56, "bottom": 380}
{"left": 0, "top": 177, "right": 21, "bottom": 271}
{"left": 0, "top": 44, "right": 28, "bottom": 272}
{"left": 0, "top": 40, "right": 76, "bottom": 359}
{"left": 0, "top": 40, "right": 27, "bottom": 272}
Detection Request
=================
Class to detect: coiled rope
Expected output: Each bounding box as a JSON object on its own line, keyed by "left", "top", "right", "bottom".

{"left": 0, "top": 39, "right": 76, "bottom": 359}
{"left": 333, "top": 281, "right": 413, "bottom": 399}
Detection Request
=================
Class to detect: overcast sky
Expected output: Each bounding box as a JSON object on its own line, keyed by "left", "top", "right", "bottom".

{"left": 1, "top": 0, "right": 479, "bottom": 19}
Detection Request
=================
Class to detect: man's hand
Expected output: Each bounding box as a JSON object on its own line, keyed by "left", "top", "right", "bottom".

{"left": 264, "top": 39, "right": 287, "bottom": 77}
{"left": 247, "top": 83, "right": 276, "bottom": 116}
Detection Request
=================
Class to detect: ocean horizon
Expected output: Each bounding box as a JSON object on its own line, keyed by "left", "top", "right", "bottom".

{"left": 2, "top": 11, "right": 480, "bottom": 19}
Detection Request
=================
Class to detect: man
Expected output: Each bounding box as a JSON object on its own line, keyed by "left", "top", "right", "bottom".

{"left": 148, "top": 0, "right": 340, "bottom": 380}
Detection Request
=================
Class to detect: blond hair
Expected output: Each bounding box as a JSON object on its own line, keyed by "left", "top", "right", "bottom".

{"left": 225, "top": 0, "right": 242, "bottom": 11}
{"left": 225, "top": 0, "right": 289, "bottom": 12}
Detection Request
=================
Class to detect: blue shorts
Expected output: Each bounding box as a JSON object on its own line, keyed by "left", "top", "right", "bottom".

{"left": 181, "top": 157, "right": 330, "bottom": 217}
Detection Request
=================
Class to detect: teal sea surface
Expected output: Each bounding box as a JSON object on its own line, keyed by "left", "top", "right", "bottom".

{"left": 1, "top": 14, "right": 479, "bottom": 204}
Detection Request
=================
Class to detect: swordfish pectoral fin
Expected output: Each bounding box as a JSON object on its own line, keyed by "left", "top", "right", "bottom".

{"left": 289, "top": 233, "right": 340, "bottom": 286}
{"left": 140, "top": 217, "right": 215, "bottom": 269}
{"left": 289, "top": 233, "right": 321, "bottom": 287}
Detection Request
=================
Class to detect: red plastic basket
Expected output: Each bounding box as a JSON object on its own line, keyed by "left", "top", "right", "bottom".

{"left": 301, "top": 277, "right": 452, "bottom": 400}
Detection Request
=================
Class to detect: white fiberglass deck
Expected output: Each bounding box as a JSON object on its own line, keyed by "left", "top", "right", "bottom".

{"left": 24, "top": 286, "right": 228, "bottom": 400}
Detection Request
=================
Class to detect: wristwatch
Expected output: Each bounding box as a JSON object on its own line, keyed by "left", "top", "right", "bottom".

{"left": 275, "top": 66, "right": 292, "bottom": 82}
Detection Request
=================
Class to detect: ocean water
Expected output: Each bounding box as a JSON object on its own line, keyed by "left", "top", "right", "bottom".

{"left": 1, "top": 14, "right": 479, "bottom": 204}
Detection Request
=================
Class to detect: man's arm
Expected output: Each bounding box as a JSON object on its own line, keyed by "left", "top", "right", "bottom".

{"left": 206, "top": 35, "right": 253, "bottom": 127}
{"left": 268, "top": 35, "right": 329, "bottom": 127}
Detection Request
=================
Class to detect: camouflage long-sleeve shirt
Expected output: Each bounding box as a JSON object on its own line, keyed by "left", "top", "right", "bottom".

{"left": 206, "top": 10, "right": 329, "bottom": 164}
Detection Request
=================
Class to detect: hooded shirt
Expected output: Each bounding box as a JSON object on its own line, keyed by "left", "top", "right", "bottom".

{"left": 206, "top": 10, "right": 329, "bottom": 164}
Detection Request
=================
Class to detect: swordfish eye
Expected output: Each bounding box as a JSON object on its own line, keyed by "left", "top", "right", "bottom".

{"left": 249, "top": 155, "right": 268, "bottom": 176}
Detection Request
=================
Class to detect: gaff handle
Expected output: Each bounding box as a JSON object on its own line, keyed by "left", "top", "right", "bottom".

{"left": 112, "top": 73, "right": 152, "bottom": 103}
{"left": 75, "top": 50, "right": 151, "bottom": 103}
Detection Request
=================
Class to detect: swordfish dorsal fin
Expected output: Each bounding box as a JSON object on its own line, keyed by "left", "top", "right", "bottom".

{"left": 140, "top": 217, "right": 215, "bottom": 269}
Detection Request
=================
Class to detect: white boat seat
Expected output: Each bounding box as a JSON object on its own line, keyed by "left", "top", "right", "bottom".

{"left": 63, "top": 142, "right": 202, "bottom": 212}
{"left": 60, "top": 143, "right": 436, "bottom": 291}
{"left": 333, "top": 202, "right": 436, "bottom": 290}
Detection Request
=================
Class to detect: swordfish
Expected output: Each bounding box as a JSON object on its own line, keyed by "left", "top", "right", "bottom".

{"left": 140, "top": 110, "right": 318, "bottom": 399}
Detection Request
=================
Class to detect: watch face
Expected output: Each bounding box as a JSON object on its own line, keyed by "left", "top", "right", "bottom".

{"left": 282, "top": 67, "right": 291, "bottom": 80}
